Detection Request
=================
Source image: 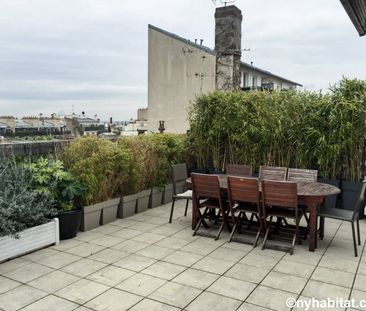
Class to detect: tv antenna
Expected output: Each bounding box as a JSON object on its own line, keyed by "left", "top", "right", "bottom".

{"left": 211, "top": 0, "right": 236, "bottom": 6}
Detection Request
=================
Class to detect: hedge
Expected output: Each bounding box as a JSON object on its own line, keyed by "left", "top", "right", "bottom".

{"left": 187, "top": 77, "right": 366, "bottom": 181}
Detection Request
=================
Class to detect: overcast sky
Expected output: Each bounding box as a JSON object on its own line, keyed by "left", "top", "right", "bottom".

{"left": 0, "top": 0, "right": 365, "bottom": 120}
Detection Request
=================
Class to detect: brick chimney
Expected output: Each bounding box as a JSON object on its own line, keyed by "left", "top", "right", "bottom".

{"left": 215, "top": 5, "right": 242, "bottom": 90}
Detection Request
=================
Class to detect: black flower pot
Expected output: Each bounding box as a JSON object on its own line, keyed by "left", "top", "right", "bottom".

{"left": 57, "top": 209, "right": 81, "bottom": 240}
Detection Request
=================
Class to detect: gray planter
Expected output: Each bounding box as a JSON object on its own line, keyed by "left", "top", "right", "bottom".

{"left": 150, "top": 187, "right": 164, "bottom": 208}
{"left": 100, "top": 198, "right": 120, "bottom": 225}
{"left": 163, "top": 184, "right": 174, "bottom": 204}
{"left": 137, "top": 189, "right": 151, "bottom": 213}
{"left": 80, "top": 202, "right": 103, "bottom": 231}
{"left": 118, "top": 193, "right": 137, "bottom": 218}
{"left": 341, "top": 181, "right": 366, "bottom": 215}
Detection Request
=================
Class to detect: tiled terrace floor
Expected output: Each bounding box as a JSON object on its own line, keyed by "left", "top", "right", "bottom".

{"left": 1, "top": 201, "right": 366, "bottom": 311}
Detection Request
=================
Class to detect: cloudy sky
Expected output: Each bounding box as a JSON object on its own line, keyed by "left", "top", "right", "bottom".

{"left": 0, "top": 0, "right": 365, "bottom": 120}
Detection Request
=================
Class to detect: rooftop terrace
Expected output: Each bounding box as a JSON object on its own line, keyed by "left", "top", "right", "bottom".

{"left": 0, "top": 200, "right": 366, "bottom": 311}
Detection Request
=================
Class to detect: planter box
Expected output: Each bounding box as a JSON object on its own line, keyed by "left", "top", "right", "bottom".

{"left": 318, "top": 178, "right": 340, "bottom": 209}
{"left": 58, "top": 209, "right": 81, "bottom": 240}
{"left": 341, "top": 181, "right": 366, "bottom": 215}
{"left": 137, "top": 189, "right": 151, "bottom": 213}
{"left": 118, "top": 194, "right": 137, "bottom": 218}
{"left": 163, "top": 184, "right": 173, "bottom": 204}
{"left": 100, "top": 198, "right": 120, "bottom": 225}
{"left": 150, "top": 187, "right": 164, "bottom": 208}
{"left": 80, "top": 203, "right": 103, "bottom": 232}
{"left": 0, "top": 218, "right": 60, "bottom": 263}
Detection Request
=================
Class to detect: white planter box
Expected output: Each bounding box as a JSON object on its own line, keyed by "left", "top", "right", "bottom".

{"left": 0, "top": 218, "right": 60, "bottom": 263}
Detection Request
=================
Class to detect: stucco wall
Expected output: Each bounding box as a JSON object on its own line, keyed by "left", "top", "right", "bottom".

{"left": 148, "top": 27, "right": 216, "bottom": 134}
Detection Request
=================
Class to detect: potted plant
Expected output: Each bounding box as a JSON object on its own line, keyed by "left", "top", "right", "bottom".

{"left": 0, "top": 159, "right": 59, "bottom": 262}
{"left": 331, "top": 78, "right": 366, "bottom": 214}
{"left": 148, "top": 133, "right": 186, "bottom": 208}
{"left": 62, "top": 137, "right": 123, "bottom": 230}
{"left": 27, "top": 158, "right": 85, "bottom": 239}
{"left": 117, "top": 137, "right": 146, "bottom": 217}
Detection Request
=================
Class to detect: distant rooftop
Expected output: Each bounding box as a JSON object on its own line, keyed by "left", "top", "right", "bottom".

{"left": 148, "top": 24, "right": 302, "bottom": 87}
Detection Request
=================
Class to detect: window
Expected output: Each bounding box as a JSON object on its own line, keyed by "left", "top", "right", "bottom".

{"left": 242, "top": 73, "right": 248, "bottom": 87}
{"left": 252, "top": 76, "right": 257, "bottom": 87}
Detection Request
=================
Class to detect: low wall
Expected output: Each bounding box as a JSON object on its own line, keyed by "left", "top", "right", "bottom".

{"left": 0, "top": 140, "right": 70, "bottom": 159}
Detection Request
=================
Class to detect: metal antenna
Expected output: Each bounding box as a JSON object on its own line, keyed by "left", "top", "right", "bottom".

{"left": 211, "top": 0, "right": 236, "bottom": 6}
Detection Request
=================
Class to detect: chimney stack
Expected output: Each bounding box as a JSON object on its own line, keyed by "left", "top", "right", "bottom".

{"left": 214, "top": 5, "right": 242, "bottom": 90}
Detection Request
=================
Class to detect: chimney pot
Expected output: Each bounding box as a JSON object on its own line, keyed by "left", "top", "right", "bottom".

{"left": 200, "top": 39, "right": 203, "bottom": 45}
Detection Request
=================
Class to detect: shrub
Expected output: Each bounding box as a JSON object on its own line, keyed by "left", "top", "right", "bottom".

{"left": 188, "top": 77, "right": 366, "bottom": 181}
{"left": 62, "top": 136, "right": 130, "bottom": 205}
{"left": 117, "top": 133, "right": 187, "bottom": 191}
{"left": 0, "top": 159, "right": 57, "bottom": 237}
{"left": 26, "top": 157, "right": 84, "bottom": 212}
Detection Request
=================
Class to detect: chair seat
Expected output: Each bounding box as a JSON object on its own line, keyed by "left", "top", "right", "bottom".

{"left": 175, "top": 190, "right": 192, "bottom": 199}
{"left": 234, "top": 203, "right": 259, "bottom": 213}
{"left": 266, "top": 207, "right": 303, "bottom": 219}
{"left": 199, "top": 198, "right": 228, "bottom": 209}
{"left": 318, "top": 207, "right": 354, "bottom": 221}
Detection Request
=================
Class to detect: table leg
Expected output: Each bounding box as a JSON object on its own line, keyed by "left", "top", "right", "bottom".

{"left": 191, "top": 191, "right": 198, "bottom": 230}
{"left": 308, "top": 202, "right": 317, "bottom": 252}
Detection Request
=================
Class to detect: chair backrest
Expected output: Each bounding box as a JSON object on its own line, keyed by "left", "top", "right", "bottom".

{"left": 191, "top": 173, "right": 221, "bottom": 200}
{"left": 226, "top": 164, "right": 252, "bottom": 177}
{"left": 261, "top": 180, "right": 298, "bottom": 209}
{"left": 351, "top": 181, "right": 366, "bottom": 218}
{"left": 287, "top": 168, "right": 317, "bottom": 182}
{"left": 172, "top": 164, "right": 188, "bottom": 194}
{"left": 227, "top": 176, "right": 259, "bottom": 205}
{"left": 259, "top": 166, "right": 287, "bottom": 181}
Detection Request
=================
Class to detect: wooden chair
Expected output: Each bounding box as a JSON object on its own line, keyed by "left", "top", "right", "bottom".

{"left": 261, "top": 180, "right": 303, "bottom": 255}
{"left": 227, "top": 176, "right": 262, "bottom": 247}
{"left": 191, "top": 173, "right": 229, "bottom": 240}
{"left": 169, "top": 164, "right": 192, "bottom": 223}
{"left": 318, "top": 181, "right": 366, "bottom": 257}
{"left": 226, "top": 164, "right": 252, "bottom": 177}
{"left": 287, "top": 168, "right": 318, "bottom": 182}
{"left": 287, "top": 168, "right": 318, "bottom": 227}
{"left": 259, "top": 166, "right": 287, "bottom": 181}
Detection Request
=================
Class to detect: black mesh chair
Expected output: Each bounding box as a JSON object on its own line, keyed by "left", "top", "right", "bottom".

{"left": 169, "top": 164, "right": 192, "bottom": 223}
{"left": 318, "top": 181, "right": 366, "bottom": 257}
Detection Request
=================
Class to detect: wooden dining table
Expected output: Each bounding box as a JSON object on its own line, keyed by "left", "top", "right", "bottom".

{"left": 186, "top": 174, "right": 341, "bottom": 252}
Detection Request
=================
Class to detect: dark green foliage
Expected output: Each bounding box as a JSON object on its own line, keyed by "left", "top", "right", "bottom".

{"left": 0, "top": 159, "right": 57, "bottom": 237}
{"left": 26, "top": 157, "right": 84, "bottom": 212}
{"left": 188, "top": 77, "right": 366, "bottom": 181}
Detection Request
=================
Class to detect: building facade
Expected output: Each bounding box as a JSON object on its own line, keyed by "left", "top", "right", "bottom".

{"left": 148, "top": 5, "right": 301, "bottom": 134}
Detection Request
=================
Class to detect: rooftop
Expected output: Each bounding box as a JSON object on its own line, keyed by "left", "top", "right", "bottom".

{"left": 0, "top": 200, "right": 365, "bottom": 310}
{"left": 149, "top": 24, "right": 302, "bottom": 87}
{"left": 341, "top": 0, "right": 366, "bottom": 36}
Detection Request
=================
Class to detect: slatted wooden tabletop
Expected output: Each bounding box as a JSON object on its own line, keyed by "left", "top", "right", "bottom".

{"left": 186, "top": 175, "right": 340, "bottom": 197}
